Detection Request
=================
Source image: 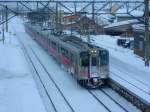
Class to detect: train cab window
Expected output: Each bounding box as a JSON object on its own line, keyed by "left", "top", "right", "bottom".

{"left": 92, "top": 57, "right": 97, "bottom": 66}
{"left": 100, "top": 51, "right": 109, "bottom": 66}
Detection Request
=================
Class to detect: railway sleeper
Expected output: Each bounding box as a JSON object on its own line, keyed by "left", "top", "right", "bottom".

{"left": 108, "top": 79, "right": 150, "bottom": 112}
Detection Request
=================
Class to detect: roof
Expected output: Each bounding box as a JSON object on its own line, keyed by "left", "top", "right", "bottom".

{"left": 132, "top": 24, "right": 150, "bottom": 33}
{"left": 104, "top": 19, "right": 140, "bottom": 29}
{"left": 116, "top": 9, "right": 144, "bottom": 17}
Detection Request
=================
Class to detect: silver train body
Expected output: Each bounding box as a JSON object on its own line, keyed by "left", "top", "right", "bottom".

{"left": 24, "top": 23, "right": 109, "bottom": 88}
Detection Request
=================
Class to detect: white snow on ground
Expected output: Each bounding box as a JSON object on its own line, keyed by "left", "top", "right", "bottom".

{"left": 0, "top": 19, "right": 46, "bottom": 112}
{"left": 86, "top": 35, "right": 150, "bottom": 102}
{"left": 90, "top": 35, "right": 150, "bottom": 73}
{"left": 11, "top": 17, "right": 141, "bottom": 112}
{"left": 14, "top": 17, "right": 109, "bottom": 112}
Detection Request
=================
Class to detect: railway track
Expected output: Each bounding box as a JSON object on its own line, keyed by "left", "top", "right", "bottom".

{"left": 17, "top": 36, "right": 75, "bottom": 112}
{"left": 29, "top": 46, "right": 75, "bottom": 112}
{"left": 17, "top": 36, "right": 58, "bottom": 112}
{"left": 88, "top": 89, "right": 129, "bottom": 112}
{"left": 16, "top": 30, "right": 144, "bottom": 112}
{"left": 18, "top": 35, "right": 134, "bottom": 112}
{"left": 28, "top": 42, "right": 139, "bottom": 112}
{"left": 88, "top": 90, "right": 111, "bottom": 112}
{"left": 100, "top": 89, "right": 129, "bottom": 112}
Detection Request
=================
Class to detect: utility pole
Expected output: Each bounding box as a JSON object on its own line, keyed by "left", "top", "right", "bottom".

{"left": 2, "top": 8, "right": 5, "bottom": 44}
{"left": 5, "top": 6, "right": 8, "bottom": 32}
{"left": 92, "top": 0, "right": 95, "bottom": 21}
{"left": 144, "top": 0, "right": 150, "bottom": 66}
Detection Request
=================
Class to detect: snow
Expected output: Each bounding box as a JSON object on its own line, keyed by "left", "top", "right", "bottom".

{"left": 85, "top": 35, "right": 150, "bottom": 103}
{"left": 16, "top": 21, "right": 109, "bottom": 112}
{"left": 62, "top": 30, "right": 150, "bottom": 103}
{"left": 11, "top": 17, "right": 140, "bottom": 112}
{"left": 102, "top": 88, "right": 141, "bottom": 112}
{"left": 90, "top": 35, "right": 150, "bottom": 73}
{"left": 116, "top": 9, "right": 144, "bottom": 17}
{"left": 91, "top": 90, "right": 128, "bottom": 112}
{"left": 132, "top": 24, "right": 150, "bottom": 32}
{"left": 104, "top": 19, "right": 139, "bottom": 28}
{"left": 0, "top": 19, "right": 46, "bottom": 112}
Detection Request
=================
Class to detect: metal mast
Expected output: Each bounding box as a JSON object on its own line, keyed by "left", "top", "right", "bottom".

{"left": 144, "top": 0, "right": 150, "bottom": 66}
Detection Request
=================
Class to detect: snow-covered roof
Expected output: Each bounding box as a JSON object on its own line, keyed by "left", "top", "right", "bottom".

{"left": 104, "top": 19, "right": 139, "bottom": 29}
{"left": 116, "top": 9, "right": 144, "bottom": 17}
{"left": 132, "top": 24, "right": 150, "bottom": 32}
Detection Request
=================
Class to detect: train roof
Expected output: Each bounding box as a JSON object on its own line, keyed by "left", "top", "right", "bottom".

{"left": 25, "top": 23, "right": 107, "bottom": 53}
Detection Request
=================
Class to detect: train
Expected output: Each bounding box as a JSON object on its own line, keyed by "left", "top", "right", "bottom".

{"left": 24, "top": 23, "right": 109, "bottom": 88}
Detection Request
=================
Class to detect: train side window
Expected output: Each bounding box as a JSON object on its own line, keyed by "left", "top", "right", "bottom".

{"left": 51, "top": 41, "right": 57, "bottom": 49}
{"left": 61, "top": 47, "right": 65, "bottom": 55}
{"left": 61, "top": 47, "right": 69, "bottom": 58}
{"left": 70, "top": 53, "right": 73, "bottom": 62}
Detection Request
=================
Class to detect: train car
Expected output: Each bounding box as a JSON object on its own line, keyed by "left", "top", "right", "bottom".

{"left": 24, "top": 23, "right": 109, "bottom": 88}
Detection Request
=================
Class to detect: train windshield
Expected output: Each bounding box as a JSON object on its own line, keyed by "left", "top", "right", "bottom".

{"left": 80, "top": 52, "right": 99, "bottom": 67}
{"left": 100, "top": 51, "right": 109, "bottom": 66}
{"left": 91, "top": 57, "right": 97, "bottom": 66}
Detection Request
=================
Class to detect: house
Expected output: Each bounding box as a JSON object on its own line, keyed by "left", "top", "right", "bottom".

{"left": 133, "top": 24, "right": 150, "bottom": 58}
{"left": 104, "top": 19, "right": 140, "bottom": 36}
{"left": 115, "top": 9, "right": 144, "bottom": 22}
{"left": 27, "top": 10, "right": 51, "bottom": 24}
{"left": 62, "top": 14, "right": 104, "bottom": 34}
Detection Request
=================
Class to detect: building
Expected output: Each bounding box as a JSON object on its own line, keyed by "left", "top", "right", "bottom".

{"left": 115, "top": 9, "right": 144, "bottom": 22}
{"left": 104, "top": 19, "right": 140, "bottom": 36}
{"left": 62, "top": 14, "right": 104, "bottom": 34}
{"left": 133, "top": 24, "right": 150, "bottom": 58}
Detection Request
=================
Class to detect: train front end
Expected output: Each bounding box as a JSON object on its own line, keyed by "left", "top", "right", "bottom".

{"left": 79, "top": 48, "right": 109, "bottom": 88}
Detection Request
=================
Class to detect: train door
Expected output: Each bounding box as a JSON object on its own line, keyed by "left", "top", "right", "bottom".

{"left": 99, "top": 50, "right": 109, "bottom": 78}
{"left": 89, "top": 54, "right": 100, "bottom": 78}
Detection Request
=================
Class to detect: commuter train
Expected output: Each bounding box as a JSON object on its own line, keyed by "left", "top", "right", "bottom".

{"left": 24, "top": 23, "right": 109, "bottom": 88}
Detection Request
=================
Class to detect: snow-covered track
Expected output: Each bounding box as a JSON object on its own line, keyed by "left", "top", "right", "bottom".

{"left": 29, "top": 46, "right": 75, "bottom": 112}
{"left": 100, "top": 89, "right": 129, "bottom": 112}
{"left": 25, "top": 46, "right": 58, "bottom": 112}
{"left": 88, "top": 90, "right": 111, "bottom": 112}
{"left": 17, "top": 36, "right": 75, "bottom": 112}
{"left": 17, "top": 36, "right": 58, "bottom": 112}
{"left": 88, "top": 89, "right": 129, "bottom": 112}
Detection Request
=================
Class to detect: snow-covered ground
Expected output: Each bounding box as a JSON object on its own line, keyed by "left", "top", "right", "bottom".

{"left": 0, "top": 20, "right": 46, "bottom": 112}
{"left": 90, "top": 35, "right": 150, "bottom": 73}
{"left": 62, "top": 27, "right": 150, "bottom": 106}
{"left": 87, "top": 35, "right": 150, "bottom": 103}
{"left": 9, "top": 17, "right": 141, "bottom": 112}
{"left": 1, "top": 16, "right": 148, "bottom": 112}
